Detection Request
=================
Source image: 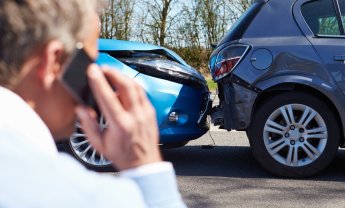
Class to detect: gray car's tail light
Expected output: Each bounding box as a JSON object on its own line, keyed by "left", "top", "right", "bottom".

{"left": 214, "top": 45, "right": 250, "bottom": 81}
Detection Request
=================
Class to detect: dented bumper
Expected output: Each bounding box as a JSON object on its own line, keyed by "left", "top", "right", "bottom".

{"left": 214, "top": 75, "right": 260, "bottom": 131}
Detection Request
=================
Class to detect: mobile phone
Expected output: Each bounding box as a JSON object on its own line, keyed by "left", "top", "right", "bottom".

{"left": 60, "top": 45, "right": 96, "bottom": 107}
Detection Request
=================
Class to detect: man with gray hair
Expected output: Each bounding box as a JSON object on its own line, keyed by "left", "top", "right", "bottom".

{"left": 0, "top": 0, "right": 186, "bottom": 207}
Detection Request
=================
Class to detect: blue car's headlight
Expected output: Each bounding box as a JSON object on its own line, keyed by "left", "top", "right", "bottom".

{"left": 122, "top": 58, "right": 207, "bottom": 88}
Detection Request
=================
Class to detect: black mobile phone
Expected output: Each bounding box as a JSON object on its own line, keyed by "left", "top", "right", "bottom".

{"left": 60, "top": 46, "right": 96, "bottom": 107}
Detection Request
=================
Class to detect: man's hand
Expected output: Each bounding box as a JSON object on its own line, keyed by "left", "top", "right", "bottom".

{"left": 75, "top": 64, "right": 162, "bottom": 170}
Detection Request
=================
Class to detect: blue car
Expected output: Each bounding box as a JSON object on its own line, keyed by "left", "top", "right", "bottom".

{"left": 62, "top": 39, "right": 211, "bottom": 171}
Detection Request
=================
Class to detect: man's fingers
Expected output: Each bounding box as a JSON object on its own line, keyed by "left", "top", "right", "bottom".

{"left": 75, "top": 106, "right": 104, "bottom": 153}
{"left": 87, "top": 64, "right": 123, "bottom": 123}
{"left": 102, "top": 68, "right": 143, "bottom": 111}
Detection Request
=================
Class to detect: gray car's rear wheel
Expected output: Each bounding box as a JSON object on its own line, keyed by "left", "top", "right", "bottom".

{"left": 62, "top": 115, "right": 114, "bottom": 172}
{"left": 247, "top": 92, "right": 339, "bottom": 177}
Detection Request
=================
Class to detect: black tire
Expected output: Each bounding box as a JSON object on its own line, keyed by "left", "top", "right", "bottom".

{"left": 62, "top": 140, "right": 115, "bottom": 172}
{"left": 247, "top": 92, "right": 340, "bottom": 178}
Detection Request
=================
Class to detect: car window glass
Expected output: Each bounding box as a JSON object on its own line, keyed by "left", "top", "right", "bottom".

{"left": 217, "top": 1, "right": 265, "bottom": 46}
{"left": 302, "top": 0, "right": 341, "bottom": 36}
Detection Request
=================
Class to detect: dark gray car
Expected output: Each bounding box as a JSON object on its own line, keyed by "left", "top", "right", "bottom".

{"left": 209, "top": 0, "right": 345, "bottom": 177}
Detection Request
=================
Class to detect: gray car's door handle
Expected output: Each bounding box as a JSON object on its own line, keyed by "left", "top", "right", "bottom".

{"left": 334, "top": 55, "right": 345, "bottom": 61}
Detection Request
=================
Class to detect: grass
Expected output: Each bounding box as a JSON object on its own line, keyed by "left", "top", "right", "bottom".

{"left": 206, "top": 77, "right": 217, "bottom": 92}
{"left": 202, "top": 73, "right": 217, "bottom": 91}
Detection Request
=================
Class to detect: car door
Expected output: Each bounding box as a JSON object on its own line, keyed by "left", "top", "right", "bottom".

{"left": 295, "top": 0, "right": 345, "bottom": 94}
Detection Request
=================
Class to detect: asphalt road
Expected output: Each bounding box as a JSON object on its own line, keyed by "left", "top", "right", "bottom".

{"left": 105, "top": 93, "right": 345, "bottom": 207}
{"left": 161, "top": 130, "right": 345, "bottom": 208}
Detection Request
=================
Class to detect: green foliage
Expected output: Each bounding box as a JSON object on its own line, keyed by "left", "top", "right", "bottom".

{"left": 168, "top": 46, "right": 212, "bottom": 75}
{"left": 319, "top": 17, "right": 340, "bottom": 35}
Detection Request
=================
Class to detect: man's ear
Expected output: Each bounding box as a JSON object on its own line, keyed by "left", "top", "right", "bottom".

{"left": 37, "top": 40, "right": 65, "bottom": 90}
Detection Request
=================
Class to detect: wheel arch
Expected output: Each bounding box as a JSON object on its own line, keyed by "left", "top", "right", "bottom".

{"left": 253, "top": 78, "right": 345, "bottom": 146}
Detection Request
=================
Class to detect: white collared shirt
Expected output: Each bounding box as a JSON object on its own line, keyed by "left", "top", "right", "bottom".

{"left": 0, "top": 87, "right": 186, "bottom": 208}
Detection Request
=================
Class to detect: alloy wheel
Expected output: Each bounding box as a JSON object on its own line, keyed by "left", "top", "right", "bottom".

{"left": 263, "top": 104, "right": 327, "bottom": 167}
{"left": 69, "top": 115, "right": 112, "bottom": 167}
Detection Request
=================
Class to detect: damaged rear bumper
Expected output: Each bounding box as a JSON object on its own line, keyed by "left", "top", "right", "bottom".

{"left": 212, "top": 75, "right": 260, "bottom": 131}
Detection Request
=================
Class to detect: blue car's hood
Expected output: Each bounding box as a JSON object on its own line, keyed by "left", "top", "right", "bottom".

{"left": 99, "top": 39, "right": 162, "bottom": 51}
{"left": 97, "top": 39, "right": 206, "bottom": 84}
{"left": 98, "top": 39, "right": 188, "bottom": 68}
{"left": 96, "top": 53, "right": 139, "bottom": 79}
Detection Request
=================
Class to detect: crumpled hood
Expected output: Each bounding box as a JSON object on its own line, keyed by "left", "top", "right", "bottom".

{"left": 98, "top": 39, "right": 205, "bottom": 83}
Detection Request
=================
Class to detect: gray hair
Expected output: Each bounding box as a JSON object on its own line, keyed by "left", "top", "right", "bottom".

{"left": 0, "top": 0, "right": 99, "bottom": 86}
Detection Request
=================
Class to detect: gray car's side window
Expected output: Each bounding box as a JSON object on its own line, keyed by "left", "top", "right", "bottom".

{"left": 302, "top": 0, "right": 342, "bottom": 36}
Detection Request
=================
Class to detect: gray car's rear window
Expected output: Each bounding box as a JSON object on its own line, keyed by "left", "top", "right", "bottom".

{"left": 217, "top": 0, "right": 265, "bottom": 46}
